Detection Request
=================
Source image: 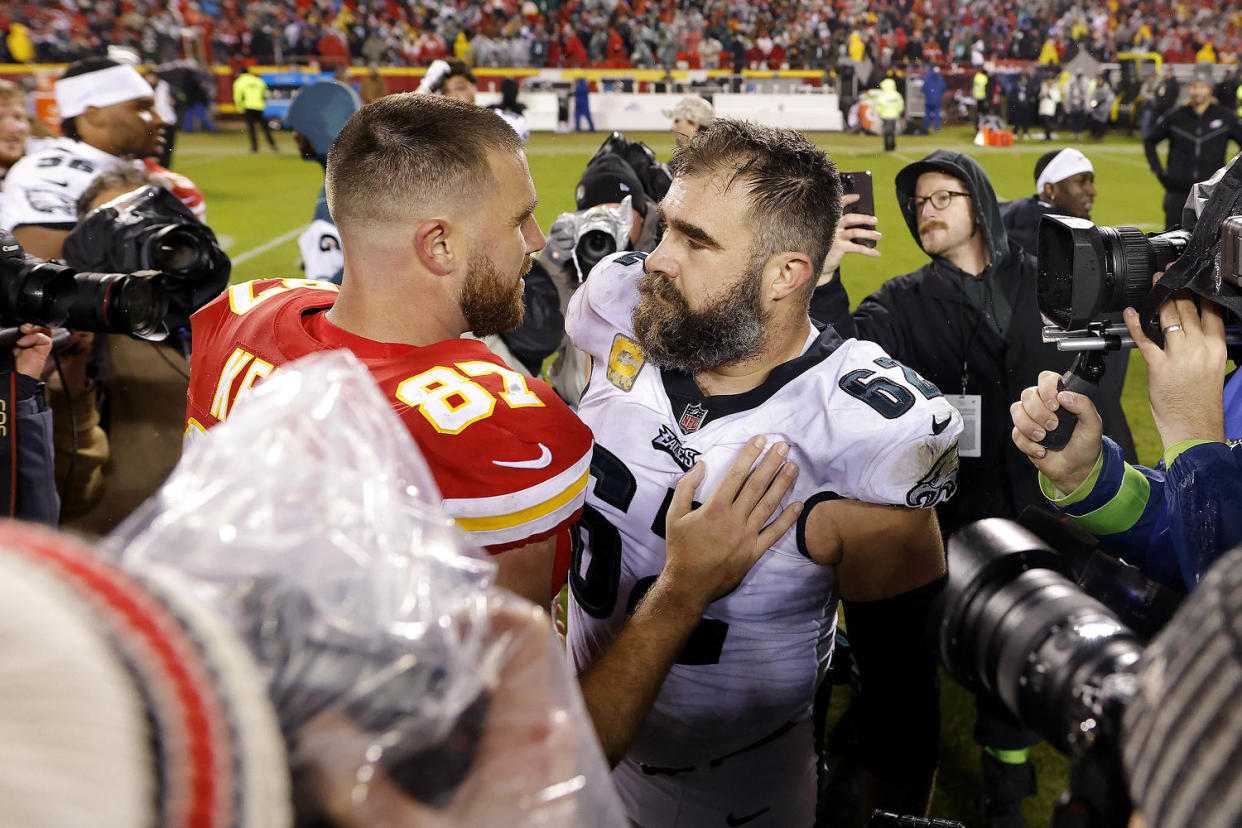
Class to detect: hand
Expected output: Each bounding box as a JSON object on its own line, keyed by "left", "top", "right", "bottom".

{"left": 821, "top": 193, "right": 881, "bottom": 283}
{"left": 1010, "top": 369, "right": 1104, "bottom": 494}
{"left": 540, "top": 211, "right": 579, "bottom": 274}
{"left": 1123, "top": 290, "right": 1227, "bottom": 450}
{"left": 662, "top": 436, "right": 801, "bottom": 603}
{"left": 12, "top": 323, "right": 52, "bottom": 380}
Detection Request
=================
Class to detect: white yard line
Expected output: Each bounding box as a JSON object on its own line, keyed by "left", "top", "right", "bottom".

{"left": 230, "top": 225, "right": 307, "bottom": 265}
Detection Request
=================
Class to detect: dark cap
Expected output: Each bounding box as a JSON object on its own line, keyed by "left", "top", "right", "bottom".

{"left": 575, "top": 155, "right": 647, "bottom": 216}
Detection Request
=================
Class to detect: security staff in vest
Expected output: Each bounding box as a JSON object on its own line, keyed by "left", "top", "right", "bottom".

{"left": 1144, "top": 67, "right": 1242, "bottom": 229}
{"left": 233, "top": 66, "right": 277, "bottom": 153}
{"left": 877, "top": 77, "right": 905, "bottom": 151}
{"left": 973, "top": 67, "right": 989, "bottom": 123}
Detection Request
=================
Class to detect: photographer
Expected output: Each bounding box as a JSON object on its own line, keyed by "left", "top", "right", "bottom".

{"left": 1011, "top": 290, "right": 1242, "bottom": 590}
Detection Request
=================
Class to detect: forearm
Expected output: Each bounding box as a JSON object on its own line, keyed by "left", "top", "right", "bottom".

{"left": 577, "top": 575, "right": 708, "bottom": 766}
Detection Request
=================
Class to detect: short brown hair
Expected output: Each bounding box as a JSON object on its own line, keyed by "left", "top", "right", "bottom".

{"left": 670, "top": 119, "right": 842, "bottom": 301}
{"left": 325, "top": 93, "right": 522, "bottom": 227}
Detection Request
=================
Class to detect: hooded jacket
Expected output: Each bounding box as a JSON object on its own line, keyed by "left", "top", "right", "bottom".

{"left": 853, "top": 150, "right": 1134, "bottom": 539}
{"left": 285, "top": 81, "right": 362, "bottom": 223}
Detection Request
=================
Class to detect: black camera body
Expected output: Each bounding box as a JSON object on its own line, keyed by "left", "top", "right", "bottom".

{"left": 0, "top": 233, "right": 169, "bottom": 342}
{"left": 63, "top": 184, "right": 230, "bottom": 337}
{"left": 936, "top": 518, "right": 1184, "bottom": 827}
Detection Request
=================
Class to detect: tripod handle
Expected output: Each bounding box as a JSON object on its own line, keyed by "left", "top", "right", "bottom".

{"left": 1037, "top": 354, "right": 1104, "bottom": 451}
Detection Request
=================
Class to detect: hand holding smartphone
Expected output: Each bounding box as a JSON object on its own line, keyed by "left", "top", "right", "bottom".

{"left": 840, "top": 170, "right": 877, "bottom": 249}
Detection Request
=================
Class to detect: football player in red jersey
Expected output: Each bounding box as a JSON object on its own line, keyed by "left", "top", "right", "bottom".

{"left": 186, "top": 94, "right": 589, "bottom": 607}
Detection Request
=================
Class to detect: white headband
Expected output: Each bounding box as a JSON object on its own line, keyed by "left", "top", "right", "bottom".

{"left": 1036, "top": 148, "right": 1094, "bottom": 197}
{"left": 55, "top": 65, "right": 153, "bottom": 119}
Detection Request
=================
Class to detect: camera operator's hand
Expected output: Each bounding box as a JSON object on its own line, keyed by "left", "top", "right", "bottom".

{"left": 12, "top": 323, "right": 52, "bottom": 380}
{"left": 1010, "top": 370, "right": 1104, "bottom": 494}
{"left": 541, "top": 211, "right": 579, "bottom": 274}
{"left": 820, "top": 193, "right": 881, "bottom": 284}
{"left": 1123, "top": 289, "right": 1228, "bottom": 451}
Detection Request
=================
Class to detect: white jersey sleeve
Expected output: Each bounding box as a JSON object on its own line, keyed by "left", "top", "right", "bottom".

{"left": 565, "top": 250, "right": 646, "bottom": 362}
{"left": 815, "top": 337, "right": 963, "bottom": 508}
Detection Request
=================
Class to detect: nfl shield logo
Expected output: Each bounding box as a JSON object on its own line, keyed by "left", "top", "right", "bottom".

{"left": 678, "top": 402, "right": 707, "bottom": 434}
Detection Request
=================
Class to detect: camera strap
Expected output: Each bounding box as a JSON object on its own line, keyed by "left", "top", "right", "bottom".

{"left": 0, "top": 351, "right": 15, "bottom": 516}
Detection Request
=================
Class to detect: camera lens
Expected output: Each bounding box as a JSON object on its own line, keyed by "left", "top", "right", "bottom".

{"left": 575, "top": 229, "right": 618, "bottom": 277}
{"left": 0, "top": 261, "right": 77, "bottom": 328}
{"left": 64, "top": 272, "right": 169, "bottom": 340}
{"left": 937, "top": 520, "right": 1144, "bottom": 754}
{"left": 1038, "top": 215, "right": 1190, "bottom": 329}
{"left": 145, "top": 224, "right": 214, "bottom": 276}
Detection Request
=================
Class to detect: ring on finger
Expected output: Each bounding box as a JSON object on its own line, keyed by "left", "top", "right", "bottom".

{"left": 1162, "top": 323, "right": 1183, "bottom": 334}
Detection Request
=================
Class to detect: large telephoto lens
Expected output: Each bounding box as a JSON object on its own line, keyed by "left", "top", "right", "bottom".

{"left": 1038, "top": 215, "right": 1189, "bottom": 330}
{"left": 63, "top": 272, "right": 169, "bottom": 340}
{"left": 936, "top": 519, "right": 1143, "bottom": 754}
{"left": 0, "top": 261, "right": 78, "bottom": 328}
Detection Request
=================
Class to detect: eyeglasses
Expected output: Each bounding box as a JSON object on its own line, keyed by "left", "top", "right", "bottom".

{"left": 908, "top": 190, "right": 971, "bottom": 213}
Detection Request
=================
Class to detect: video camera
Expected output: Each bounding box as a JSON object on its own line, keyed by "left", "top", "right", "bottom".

{"left": 935, "top": 517, "right": 1186, "bottom": 828}
{"left": 1033, "top": 158, "right": 1242, "bottom": 448}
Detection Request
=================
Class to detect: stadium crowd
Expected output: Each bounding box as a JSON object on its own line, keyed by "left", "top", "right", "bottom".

{"left": 7, "top": 0, "right": 1242, "bottom": 70}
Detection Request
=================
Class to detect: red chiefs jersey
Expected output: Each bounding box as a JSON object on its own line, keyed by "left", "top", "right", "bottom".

{"left": 186, "top": 278, "right": 593, "bottom": 572}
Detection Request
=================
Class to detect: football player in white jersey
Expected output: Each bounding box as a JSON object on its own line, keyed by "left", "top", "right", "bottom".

{"left": 1, "top": 57, "right": 164, "bottom": 260}
{"left": 566, "top": 120, "right": 964, "bottom": 827}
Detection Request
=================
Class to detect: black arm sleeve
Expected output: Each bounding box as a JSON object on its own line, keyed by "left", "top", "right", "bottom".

{"left": 852, "top": 283, "right": 909, "bottom": 362}
{"left": 809, "top": 275, "right": 856, "bottom": 339}
{"left": 841, "top": 575, "right": 945, "bottom": 787}
{"left": 1143, "top": 116, "right": 1168, "bottom": 177}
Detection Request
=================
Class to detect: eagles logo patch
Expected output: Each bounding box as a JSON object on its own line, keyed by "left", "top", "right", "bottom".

{"left": 651, "top": 424, "right": 700, "bottom": 471}
{"left": 26, "top": 189, "right": 76, "bottom": 215}
{"left": 905, "top": 444, "right": 960, "bottom": 508}
{"left": 606, "top": 333, "right": 645, "bottom": 392}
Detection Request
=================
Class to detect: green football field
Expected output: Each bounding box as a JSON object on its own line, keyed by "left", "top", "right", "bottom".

{"left": 181, "top": 124, "right": 1177, "bottom": 825}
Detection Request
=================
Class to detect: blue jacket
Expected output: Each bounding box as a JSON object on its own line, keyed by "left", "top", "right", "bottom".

{"left": 1045, "top": 432, "right": 1242, "bottom": 589}
{"left": 922, "top": 70, "right": 946, "bottom": 106}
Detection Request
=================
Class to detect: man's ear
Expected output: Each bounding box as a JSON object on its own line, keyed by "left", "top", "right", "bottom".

{"left": 768, "top": 252, "right": 814, "bottom": 301}
{"left": 412, "top": 218, "right": 455, "bottom": 276}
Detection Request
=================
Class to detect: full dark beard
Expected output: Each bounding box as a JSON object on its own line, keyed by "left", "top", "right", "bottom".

{"left": 461, "top": 253, "right": 529, "bottom": 337}
{"left": 631, "top": 262, "right": 768, "bottom": 375}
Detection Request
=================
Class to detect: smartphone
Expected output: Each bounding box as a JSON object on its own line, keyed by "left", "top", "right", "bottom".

{"left": 840, "top": 170, "right": 876, "bottom": 248}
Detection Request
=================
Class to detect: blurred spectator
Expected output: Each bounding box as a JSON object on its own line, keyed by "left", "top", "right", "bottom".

{"left": 1065, "top": 72, "right": 1089, "bottom": 140}
{"left": 179, "top": 65, "right": 217, "bottom": 134}
{"left": 923, "top": 64, "right": 946, "bottom": 133}
{"left": 1089, "top": 73, "right": 1115, "bottom": 140}
{"left": 490, "top": 77, "right": 530, "bottom": 143}
{"left": 0, "top": 80, "right": 31, "bottom": 183}
{"left": 360, "top": 65, "right": 387, "bottom": 104}
{"left": 233, "top": 66, "right": 278, "bottom": 154}
{"left": 663, "top": 94, "right": 714, "bottom": 147}
{"left": 573, "top": 77, "right": 594, "bottom": 132}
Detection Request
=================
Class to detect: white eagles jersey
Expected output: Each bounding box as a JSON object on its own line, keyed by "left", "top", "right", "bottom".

{"left": 565, "top": 252, "right": 962, "bottom": 768}
{"left": 0, "top": 138, "right": 138, "bottom": 232}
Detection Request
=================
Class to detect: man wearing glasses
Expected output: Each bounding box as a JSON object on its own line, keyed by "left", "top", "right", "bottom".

{"left": 850, "top": 150, "right": 1134, "bottom": 827}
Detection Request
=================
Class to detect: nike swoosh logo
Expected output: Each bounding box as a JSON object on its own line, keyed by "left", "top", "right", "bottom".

{"left": 932, "top": 414, "right": 952, "bottom": 435}
{"left": 492, "top": 443, "right": 552, "bottom": 469}
{"left": 47, "top": 179, "right": 69, "bottom": 187}
{"left": 726, "top": 807, "right": 770, "bottom": 826}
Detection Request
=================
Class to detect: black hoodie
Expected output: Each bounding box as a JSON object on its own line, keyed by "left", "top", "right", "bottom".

{"left": 853, "top": 150, "right": 1134, "bottom": 539}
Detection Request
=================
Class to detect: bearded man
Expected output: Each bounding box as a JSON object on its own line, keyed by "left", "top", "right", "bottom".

{"left": 565, "top": 119, "right": 962, "bottom": 827}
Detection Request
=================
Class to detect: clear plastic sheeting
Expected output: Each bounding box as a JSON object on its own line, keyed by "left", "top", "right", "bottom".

{"left": 106, "top": 350, "right": 626, "bottom": 828}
